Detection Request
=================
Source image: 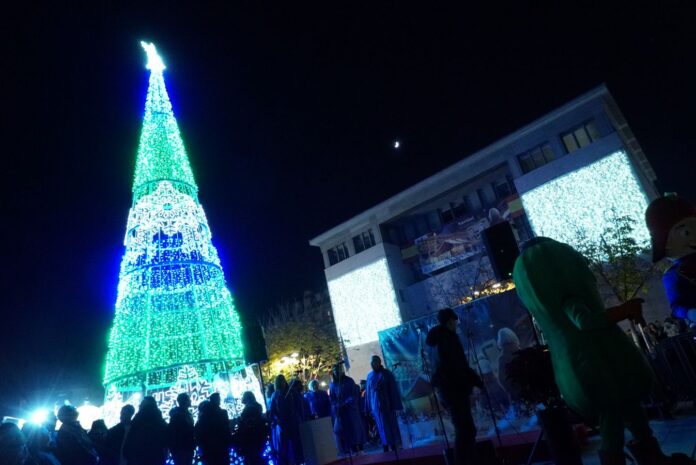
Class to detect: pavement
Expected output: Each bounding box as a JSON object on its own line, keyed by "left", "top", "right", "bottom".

{"left": 533, "top": 404, "right": 696, "bottom": 465}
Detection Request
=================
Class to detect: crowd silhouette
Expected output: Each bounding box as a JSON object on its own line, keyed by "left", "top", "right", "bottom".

{"left": 0, "top": 391, "right": 271, "bottom": 465}
{"left": 0, "top": 358, "right": 405, "bottom": 465}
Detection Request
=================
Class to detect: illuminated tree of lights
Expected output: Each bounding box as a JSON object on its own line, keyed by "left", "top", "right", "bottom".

{"left": 103, "top": 43, "right": 245, "bottom": 406}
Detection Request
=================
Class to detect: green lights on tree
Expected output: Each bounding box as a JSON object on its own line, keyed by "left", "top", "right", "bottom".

{"left": 103, "top": 43, "right": 244, "bottom": 394}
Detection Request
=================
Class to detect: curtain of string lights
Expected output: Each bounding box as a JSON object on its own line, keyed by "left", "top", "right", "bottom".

{"left": 103, "top": 43, "right": 249, "bottom": 418}
{"left": 520, "top": 150, "right": 651, "bottom": 248}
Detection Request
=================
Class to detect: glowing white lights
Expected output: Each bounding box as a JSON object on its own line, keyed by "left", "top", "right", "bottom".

{"left": 103, "top": 43, "right": 244, "bottom": 397}
{"left": 101, "top": 365, "right": 264, "bottom": 427}
{"left": 520, "top": 150, "right": 651, "bottom": 248}
{"left": 328, "top": 258, "right": 402, "bottom": 347}
{"left": 30, "top": 409, "right": 48, "bottom": 425}
{"left": 393, "top": 140, "right": 400, "bottom": 149}
{"left": 141, "top": 41, "right": 166, "bottom": 73}
{"left": 77, "top": 403, "right": 102, "bottom": 429}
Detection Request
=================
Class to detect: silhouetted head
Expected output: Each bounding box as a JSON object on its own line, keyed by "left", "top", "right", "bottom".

{"left": 90, "top": 420, "right": 107, "bottom": 436}
{"left": 274, "top": 375, "right": 288, "bottom": 392}
{"left": 242, "top": 391, "right": 256, "bottom": 406}
{"left": 209, "top": 392, "right": 221, "bottom": 408}
{"left": 437, "top": 308, "right": 459, "bottom": 332}
{"left": 308, "top": 380, "right": 319, "bottom": 392}
{"left": 370, "top": 355, "right": 383, "bottom": 372}
{"left": 139, "top": 396, "right": 158, "bottom": 411}
{"left": 177, "top": 393, "right": 191, "bottom": 409}
{"left": 198, "top": 400, "right": 210, "bottom": 415}
{"left": 57, "top": 405, "right": 79, "bottom": 424}
{"left": 0, "top": 423, "right": 27, "bottom": 465}
{"left": 120, "top": 405, "right": 135, "bottom": 424}
{"left": 331, "top": 364, "right": 345, "bottom": 382}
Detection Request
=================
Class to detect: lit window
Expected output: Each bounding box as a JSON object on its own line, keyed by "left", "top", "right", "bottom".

{"left": 517, "top": 143, "right": 555, "bottom": 174}
{"left": 327, "top": 243, "right": 350, "bottom": 266}
{"left": 561, "top": 120, "right": 601, "bottom": 153}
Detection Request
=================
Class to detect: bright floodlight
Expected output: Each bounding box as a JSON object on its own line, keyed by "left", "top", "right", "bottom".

{"left": 30, "top": 409, "right": 48, "bottom": 425}
{"left": 141, "top": 41, "right": 166, "bottom": 73}
{"left": 393, "top": 140, "right": 400, "bottom": 149}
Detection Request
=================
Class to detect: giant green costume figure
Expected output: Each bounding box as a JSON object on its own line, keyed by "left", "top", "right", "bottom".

{"left": 513, "top": 237, "right": 694, "bottom": 465}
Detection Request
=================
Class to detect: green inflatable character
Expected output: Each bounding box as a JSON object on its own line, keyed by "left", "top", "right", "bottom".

{"left": 513, "top": 237, "right": 695, "bottom": 465}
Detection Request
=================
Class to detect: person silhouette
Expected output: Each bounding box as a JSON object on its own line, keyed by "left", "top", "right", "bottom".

{"left": 168, "top": 393, "right": 195, "bottom": 465}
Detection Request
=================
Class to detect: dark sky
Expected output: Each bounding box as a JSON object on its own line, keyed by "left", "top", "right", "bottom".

{"left": 2, "top": 3, "right": 695, "bottom": 410}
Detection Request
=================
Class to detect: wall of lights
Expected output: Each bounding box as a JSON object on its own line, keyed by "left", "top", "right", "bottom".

{"left": 327, "top": 258, "right": 402, "bottom": 347}
{"left": 102, "top": 365, "right": 264, "bottom": 427}
{"left": 103, "top": 43, "right": 244, "bottom": 398}
{"left": 520, "top": 150, "right": 651, "bottom": 248}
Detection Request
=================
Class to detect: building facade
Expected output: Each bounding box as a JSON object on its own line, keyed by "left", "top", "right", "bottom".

{"left": 310, "top": 85, "right": 659, "bottom": 378}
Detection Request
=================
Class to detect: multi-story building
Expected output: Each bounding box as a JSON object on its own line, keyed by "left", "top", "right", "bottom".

{"left": 310, "top": 84, "right": 659, "bottom": 378}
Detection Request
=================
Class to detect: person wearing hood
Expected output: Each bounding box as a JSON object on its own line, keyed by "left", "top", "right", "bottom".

{"left": 514, "top": 237, "right": 696, "bottom": 465}
{"left": 426, "top": 308, "right": 483, "bottom": 465}
{"left": 123, "top": 396, "right": 168, "bottom": 465}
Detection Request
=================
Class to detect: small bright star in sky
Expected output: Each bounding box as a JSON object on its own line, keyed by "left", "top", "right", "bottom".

{"left": 393, "top": 140, "right": 400, "bottom": 149}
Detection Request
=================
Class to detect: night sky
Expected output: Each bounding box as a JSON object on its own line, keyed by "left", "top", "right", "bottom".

{"left": 2, "top": 4, "right": 695, "bottom": 412}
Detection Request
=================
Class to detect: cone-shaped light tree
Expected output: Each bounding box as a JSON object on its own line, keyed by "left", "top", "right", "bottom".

{"left": 103, "top": 43, "right": 248, "bottom": 416}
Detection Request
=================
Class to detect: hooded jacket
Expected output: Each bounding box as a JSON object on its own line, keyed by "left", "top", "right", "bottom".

{"left": 425, "top": 324, "right": 482, "bottom": 398}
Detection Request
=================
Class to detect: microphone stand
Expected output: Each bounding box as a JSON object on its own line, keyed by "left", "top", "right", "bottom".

{"left": 462, "top": 306, "right": 504, "bottom": 461}
{"left": 256, "top": 362, "right": 277, "bottom": 464}
{"left": 418, "top": 327, "right": 451, "bottom": 465}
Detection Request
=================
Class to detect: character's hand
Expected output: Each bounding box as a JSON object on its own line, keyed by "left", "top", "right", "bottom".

{"left": 607, "top": 299, "right": 645, "bottom": 325}
{"left": 608, "top": 299, "right": 646, "bottom": 325}
{"left": 623, "top": 298, "right": 647, "bottom": 326}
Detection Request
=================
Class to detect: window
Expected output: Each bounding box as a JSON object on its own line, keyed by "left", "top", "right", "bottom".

{"left": 386, "top": 225, "right": 405, "bottom": 245}
{"left": 465, "top": 192, "right": 482, "bottom": 214}
{"left": 561, "top": 120, "right": 600, "bottom": 153}
{"left": 517, "top": 143, "right": 555, "bottom": 174}
{"left": 327, "top": 242, "right": 350, "bottom": 266}
{"left": 353, "top": 229, "right": 376, "bottom": 253}
{"left": 493, "top": 177, "right": 514, "bottom": 199}
{"left": 477, "top": 185, "right": 497, "bottom": 207}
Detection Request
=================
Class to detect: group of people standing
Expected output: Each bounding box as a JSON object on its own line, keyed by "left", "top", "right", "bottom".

{"left": 266, "top": 355, "right": 404, "bottom": 465}
{"left": 0, "top": 391, "right": 267, "bottom": 465}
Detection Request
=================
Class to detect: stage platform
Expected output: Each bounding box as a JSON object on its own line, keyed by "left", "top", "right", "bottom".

{"left": 326, "top": 411, "right": 696, "bottom": 465}
{"left": 327, "top": 430, "right": 549, "bottom": 465}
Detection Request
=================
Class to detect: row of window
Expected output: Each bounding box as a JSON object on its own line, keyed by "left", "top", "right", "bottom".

{"left": 517, "top": 119, "right": 601, "bottom": 174}
{"left": 327, "top": 229, "right": 377, "bottom": 266}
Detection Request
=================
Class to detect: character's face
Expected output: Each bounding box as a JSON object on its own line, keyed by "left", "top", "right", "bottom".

{"left": 666, "top": 217, "right": 696, "bottom": 260}
{"left": 370, "top": 356, "right": 382, "bottom": 371}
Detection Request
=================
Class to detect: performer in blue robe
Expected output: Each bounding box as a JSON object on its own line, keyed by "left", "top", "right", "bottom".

{"left": 305, "top": 380, "right": 331, "bottom": 419}
{"left": 329, "top": 364, "right": 366, "bottom": 455}
{"left": 365, "top": 355, "right": 403, "bottom": 452}
{"left": 269, "top": 375, "right": 304, "bottom": 465}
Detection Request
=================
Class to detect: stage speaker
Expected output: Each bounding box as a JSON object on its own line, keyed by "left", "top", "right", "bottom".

{"left": 243, "top": 323, "right": 268, "bottom": 365}
{"left": 481, "top": 221, "right": 520, "bottom": 281}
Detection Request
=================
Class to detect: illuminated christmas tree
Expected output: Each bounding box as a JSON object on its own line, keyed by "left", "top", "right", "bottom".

{"left": 103, "top": 43, "right": 252, "bottom": 418}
